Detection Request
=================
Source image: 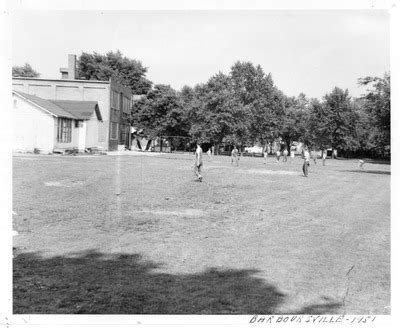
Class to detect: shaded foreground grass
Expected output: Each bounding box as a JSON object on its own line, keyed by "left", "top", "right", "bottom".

{"left": 13, "top": 250, "right": 342, "bottom": 314}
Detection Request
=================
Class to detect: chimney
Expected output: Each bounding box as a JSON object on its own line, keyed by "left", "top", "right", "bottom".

{"left": 60, "top": 54, "right": 77, "bottom": 79}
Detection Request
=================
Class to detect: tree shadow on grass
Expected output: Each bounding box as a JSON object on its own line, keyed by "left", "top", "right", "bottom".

{"left": 13, "top": 250, "right": 285, "bottom": 314}
{"left": 342, "top": 169, "right": 390, "bottom": 175}
{"left": 13, "top": 250, "right": 343, "bottom": 315}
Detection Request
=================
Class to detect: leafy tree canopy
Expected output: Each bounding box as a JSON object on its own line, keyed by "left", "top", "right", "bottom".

{"left": 132, "top": 84, "right": 189, "bottom": 139}
{"left": 12, "top": 63, "right": 40, "bottom": 78}
{"left": 77, "top": 50, "right": 152, "bottom": 94}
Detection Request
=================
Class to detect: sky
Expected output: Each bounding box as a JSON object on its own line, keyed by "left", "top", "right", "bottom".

{"left": 11, "top": 10, "right": 389, "bottom": 99}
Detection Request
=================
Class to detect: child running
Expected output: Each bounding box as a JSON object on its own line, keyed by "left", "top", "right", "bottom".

{"left": 194, "top": 142, "right": 204, "bottom": 182}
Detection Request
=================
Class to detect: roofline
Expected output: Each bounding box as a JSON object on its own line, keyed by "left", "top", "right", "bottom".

{"left": 12, "top": 76, "right": 111, "bottom": 84}
{"left": 13, "top": 90, "right": 58, "bottom": 118}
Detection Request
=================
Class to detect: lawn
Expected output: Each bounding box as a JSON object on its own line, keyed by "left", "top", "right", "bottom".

{"left": 12, "top": 152, "right": 390, "bottom": 314}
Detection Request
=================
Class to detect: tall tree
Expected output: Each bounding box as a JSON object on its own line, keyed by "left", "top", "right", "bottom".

{"left": 358, "top": 72, "right": 390, "bottom": 156}
{"left": 77, "top": 50, "right": 152, "bottom": 94}
{"left": 132, "top": 84, "right": 189, "bottom": 139}
{"left": 280, "top": 93, "right": 311, "bottom": 149}
{"left": 230, "top": 61, "right": 284, "bottom": 146}
{"left": 188, "top": 72, "right": 249, "bottom": 145}
{"left": 311, "top": 87, "right": 358, "bottom": 153}
{"left": 12, "top": 63, "right": 40, "bottom": 78}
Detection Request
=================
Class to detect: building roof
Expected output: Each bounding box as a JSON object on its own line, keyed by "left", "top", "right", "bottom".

{"left": 12, "top": 76, "right": 111, "bottom": 84}
{"left": 13, "top": 91, "right": 102, "bottom": 121}
{"left": 14, "top": 91, "right": 76, "bottom": 119}
{"left": 50, "top": 100, "right": 103, "bottom": 121}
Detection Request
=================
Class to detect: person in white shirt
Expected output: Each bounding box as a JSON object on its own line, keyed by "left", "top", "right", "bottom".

{"left": 263, "top": 144, "right": 270, "bottom": 164}
{"left": 322, "top": 150, "right": 327, "bottom": 166}
{"left": 194, "top": 142, "right": 204, "bottom": 181}
{"left": 231, "top": 146, "right": 239, "bottom": 166}
{"left": 276, "top": 149, "right": 281, "bottom": 162}
{"left": 283, "top": 148, "right": 288, "bottom": 162}
{"left": 207, "top": 148, "right": 212, "bottom": 161}
{"left": 290, "top": 145, "right": 296, "bottom": 162}
{"left": 302, "top": 146, "right": 310, "bottom": 177}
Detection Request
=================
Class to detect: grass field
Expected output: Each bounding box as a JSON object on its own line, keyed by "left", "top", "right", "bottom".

{"left": 12, "top": 152, "right": 390, "bottom": 314}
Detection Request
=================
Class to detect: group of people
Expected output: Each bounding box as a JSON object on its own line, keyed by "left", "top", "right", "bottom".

{"left": 193, "top": 142, "right": 330, "bottom": 181}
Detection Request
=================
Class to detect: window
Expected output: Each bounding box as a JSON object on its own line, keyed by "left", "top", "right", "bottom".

{"left": 110, "top": 122, "right": 118, "bottom": 140}
{"left": 120, "top": 124, "right": 129, "bottom": 144}
{"left": 111, "top": 91, "right": 120, "bottom": 110}
{"left": 57, "top": 118, "right": 72, "bottom": 143}
{"left": 122, "top": 96, "right": 130, "bottom": 114}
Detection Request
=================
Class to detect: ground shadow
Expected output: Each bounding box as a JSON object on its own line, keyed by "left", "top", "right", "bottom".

{"left": 342, "top": 169, "right": 390, "bottom": 175}
{"left": 333, "top": 158, "right": 390, "bottom": 165}
{"left": 13, "top": 250, "right": 342, "bottom": 314}
{"left": 13, "top": 250, "right": 285, "bottom": 314}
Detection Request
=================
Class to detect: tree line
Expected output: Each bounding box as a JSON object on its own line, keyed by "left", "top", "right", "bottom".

{"left": 13, "top": 51, "right": 390, "bottom": 158}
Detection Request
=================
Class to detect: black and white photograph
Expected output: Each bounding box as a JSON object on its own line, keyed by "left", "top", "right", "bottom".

{"left": 0, "top": 0, "right": 398, "bottom": 327}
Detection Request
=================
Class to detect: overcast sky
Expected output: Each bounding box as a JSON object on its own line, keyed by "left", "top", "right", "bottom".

{"left": 12, "top": 10, "right": 389, "bottom": 99}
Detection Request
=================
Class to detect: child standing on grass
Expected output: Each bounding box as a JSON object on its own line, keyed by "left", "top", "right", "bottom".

{"left": 194, "top": 142, "right": 203, "bottom": 182}
{"left": 207, "top": 148, "right": 212, "bottom": 161}
{"left": 263, "top": 144, "right": 270, "bottom": 164}
{"left": 231, "top": 146, "right": 239, "bottom": 166}
{"left": 283, "top": 148, "right": 288, "bottom": 162}
{"left": 276, "top": 149, "right": 281, "bottom": 162}
{"left": 290, "top": 145, "right": 296, "bottom": 162}
{"left": 322, "top": 150, "right": 327, "bottom": 166}
{"left": 312, "top": 149, "right": 317, "bottom": 165}
{"left": 302, "top": 146, "right": 310, "bottom": 177}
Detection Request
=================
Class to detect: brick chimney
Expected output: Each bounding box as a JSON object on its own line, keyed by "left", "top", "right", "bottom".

{"left": 60, "top": 54, "right": 77, "bottom": 79}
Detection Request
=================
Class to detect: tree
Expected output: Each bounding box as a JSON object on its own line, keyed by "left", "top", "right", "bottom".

{"left": 12, "top": 63, "right": 40, "bottom": 78}
{"left": 358, "top": 72, "right": 390, "bottom": 156}
{"left": 310, "top": 87, "right": 358, "bottom": 154}
{"left": 132, "top": 84, "right": 189, "bottom": 139}
{"left": 187, "top": 72, "right": 249, "bottom": 146}
{"left": 280, "top": 94, "right": 311, "bottom": 149}
{"left": 77, "top": 50, "right": 152, "bottom": 94}
{"left": 230, "top": 62, "right": 285, "bottom": 147}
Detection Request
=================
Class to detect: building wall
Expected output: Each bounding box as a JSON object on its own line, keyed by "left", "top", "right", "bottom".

{"left": 12, "top": 77, "right": 111, "bottom": 150}
{"left": 13, "top": 94, "right": 55, "bottom": 154}
{"left": 85, "top": 112, "right": 101, "bottom": 149}
{"left": 109, "top": 79, "right": 132, "bottom": 151}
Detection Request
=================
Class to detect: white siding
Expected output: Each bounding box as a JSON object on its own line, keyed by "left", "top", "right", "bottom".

{"left": 12, "top": 78, "right": 110, "bottom": 150}
{"left": 13, "top": 94, "right": 55, "bottom": 154}
{"left": 85, "top": 112, "right": 100, "bottom": 148}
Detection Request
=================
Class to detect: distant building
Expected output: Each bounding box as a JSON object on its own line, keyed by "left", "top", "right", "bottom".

{"left": 13, "top": 91, "right": 102, "bottom": 153}
{"left": 12, "top": 54, "right": 133, "bottom": 151}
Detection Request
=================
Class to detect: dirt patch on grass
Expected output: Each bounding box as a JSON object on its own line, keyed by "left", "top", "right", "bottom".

{"left": 44, "top": 180, "right": 85, "bottom": 187}
{"left": 134, "top": 208, "right": 205, "bottom": 218}
{"left": 15, "top": 157, "right": 39, "bottom": 160}
{"left": 239, "top": 169, "right": 299, "bottom": 175}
